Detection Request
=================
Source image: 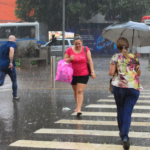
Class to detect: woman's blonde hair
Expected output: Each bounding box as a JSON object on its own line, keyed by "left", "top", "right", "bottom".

{"left": 117, "top": 37, "right": 129, "bottom": 59}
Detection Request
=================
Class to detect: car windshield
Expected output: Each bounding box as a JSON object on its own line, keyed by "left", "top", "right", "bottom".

{"left": 70, "top": 40, "right": 74, "bottom": 45}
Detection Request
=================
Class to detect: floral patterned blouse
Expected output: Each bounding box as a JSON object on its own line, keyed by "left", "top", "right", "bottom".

{"left": 110, "top": 53, "right": 143, "bottom": 91}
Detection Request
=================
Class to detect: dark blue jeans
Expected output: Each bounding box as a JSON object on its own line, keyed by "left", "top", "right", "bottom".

{"left": 0, "top": 67, "right": 18, "bottom": 97}
{"left": 113, "top": 86, "right": 140, "bottom": 140}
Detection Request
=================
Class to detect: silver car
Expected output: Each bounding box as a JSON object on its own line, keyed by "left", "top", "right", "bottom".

{"left": 41, "top": 38, "right": 74, "bottom": 52}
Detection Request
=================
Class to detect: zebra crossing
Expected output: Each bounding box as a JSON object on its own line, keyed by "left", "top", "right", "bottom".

{"left": 9, "top": 90, "right": 150, "bottom": 149}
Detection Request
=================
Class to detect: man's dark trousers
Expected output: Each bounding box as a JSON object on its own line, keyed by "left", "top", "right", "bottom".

{"left": 0, "top": 67, "right": 17, "bottom": 97}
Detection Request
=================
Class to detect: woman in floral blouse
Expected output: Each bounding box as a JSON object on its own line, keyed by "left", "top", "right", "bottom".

{"left": 109, "top": 37, "right": 142, "bottom": 150}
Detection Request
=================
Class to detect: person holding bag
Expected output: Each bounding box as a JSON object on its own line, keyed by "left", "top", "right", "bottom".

{"left": 64, "top": 34, "right": 96, "bottom": 116}
{"left": 109, "top": 37, "right": 142, "bottom": 150}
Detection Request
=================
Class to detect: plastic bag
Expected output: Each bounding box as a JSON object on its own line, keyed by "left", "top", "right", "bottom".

{"left": 62, "top": 107, "right": 71, "bottom": 111}
{"left": 55, "top": 59, "right": 73, "bottom": 84}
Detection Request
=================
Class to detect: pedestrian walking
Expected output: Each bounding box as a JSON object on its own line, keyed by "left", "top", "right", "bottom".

{"left": 0, "top": 35, "right": 20, "bottom": 101}
{"left": 109, "top": 37, "right": 142, "bottom": 150}
{"left": 64, "top": 34, "right": 96, "bottom": 116}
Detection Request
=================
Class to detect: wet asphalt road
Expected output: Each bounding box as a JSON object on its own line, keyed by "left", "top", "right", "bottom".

{"left": 0, "top": 57, "right": 150, "bottom": 150}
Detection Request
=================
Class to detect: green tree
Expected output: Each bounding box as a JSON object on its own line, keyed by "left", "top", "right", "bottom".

{"left": 15, "top": 0, "right": 100, "bottom": 30}
{"left": 98, "top": 0, "right": 150, "bottom": 22}
{"left": 15, "top": 0, "right": 150, "bottom": 30}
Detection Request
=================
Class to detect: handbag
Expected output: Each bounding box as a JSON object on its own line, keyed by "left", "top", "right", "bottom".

{"left": 109, "top": 54, "right": 119, "bottom": 93}
{"left": 84, "top": 46, "right": 91, "bottom": 76}
{"left": 109, "top": 78, "right": 113, "bottom": 93}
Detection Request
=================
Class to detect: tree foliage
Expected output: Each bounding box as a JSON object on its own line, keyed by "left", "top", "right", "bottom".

{"left": 98, "top": 0, "right": 150, "bottom": 22}
{"left": 15, "top": 0, "right": 150, "bottom": 30}
{"left": 15, "top": 0, "right": 100, "bottom": 30}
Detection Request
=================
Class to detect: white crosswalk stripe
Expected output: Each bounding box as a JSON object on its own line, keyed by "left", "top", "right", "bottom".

{"left": 55, "top": 119, "right": 150, "bottom": 127}
{"left": 9, "top": 140, "right": 150, "bottom": 150}
{"left": 97, "top": 99, "right": 150, "bottom": 103}
{"left": 86, "top": 104, "right": 150, "bottom": 109}
{"left": 139, "top": 93, "right": 150, "bottom": 95}
{"left": 141, "top": 90, "right": 150, "bottom": 92}
{"left": 0, "top": 89, "right": 11, "bottom": 92}
{"left": 108, "top": 95, "right": 150, "bottom": 98}
{"left": 34, "top": 129, "right": 150, "bottom": 138}
{"left": 72, "top": 111, "right": 150, "bottom": 118}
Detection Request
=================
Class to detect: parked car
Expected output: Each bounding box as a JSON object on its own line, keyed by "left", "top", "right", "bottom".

{"left": 41, "top": 38, "right": 74, "bottom": 51}
{"left": 137, "top": 46, "right": 150, "bottom": 54}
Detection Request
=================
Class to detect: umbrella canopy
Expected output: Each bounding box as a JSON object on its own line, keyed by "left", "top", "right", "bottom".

{"left": 102, "top": 21, "right": 150, "bottom": 47}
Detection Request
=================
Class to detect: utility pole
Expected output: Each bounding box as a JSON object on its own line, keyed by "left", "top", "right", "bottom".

{"left": 62, "top": 0, "right": 65, "bottom": 58}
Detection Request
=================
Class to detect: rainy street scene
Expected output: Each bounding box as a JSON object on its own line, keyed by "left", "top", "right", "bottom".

{"left": 1, "top": 0, "right": 150, "bottom": 150}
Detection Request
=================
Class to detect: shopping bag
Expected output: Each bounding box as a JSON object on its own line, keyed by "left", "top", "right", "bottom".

{"left": 55, "top": 59, "right": 73, "bottom": 84}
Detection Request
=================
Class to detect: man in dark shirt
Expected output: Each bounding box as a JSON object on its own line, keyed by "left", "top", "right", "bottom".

{"left": 0, "top": 35, "right": 20, "bottom": 101}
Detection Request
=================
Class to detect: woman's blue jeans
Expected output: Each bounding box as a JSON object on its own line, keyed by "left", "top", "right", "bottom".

{"left": 113, "top": 86, "right": 140, "bottom": 140}
{"left": 0, "top": 67, "right": 18, "bottom": 97}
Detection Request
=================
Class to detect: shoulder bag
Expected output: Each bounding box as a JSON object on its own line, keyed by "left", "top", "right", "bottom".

{"left": 109, "top": 54, "right": 119, "bottom": 93}
{"left": 84, "top": 46, "right": 91, "bottom": 76}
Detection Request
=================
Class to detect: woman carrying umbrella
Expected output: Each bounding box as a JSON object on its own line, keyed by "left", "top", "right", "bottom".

{"left": 109, "top": 37, "right": 142, "bottom": 150}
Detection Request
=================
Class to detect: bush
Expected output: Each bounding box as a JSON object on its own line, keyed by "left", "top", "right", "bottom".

{"left": 31, "top": 60, "right": 37, "bottom": 66}
{"left": 15, "top": 58, "right": 37, "bottom": 68}
{"left": 15, "top": 58, "right": 21, "bottom": 68}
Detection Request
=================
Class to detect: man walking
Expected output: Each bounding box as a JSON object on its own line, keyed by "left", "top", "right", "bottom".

{"left": 0, "top": 35, "right": 20, "bottom": 101}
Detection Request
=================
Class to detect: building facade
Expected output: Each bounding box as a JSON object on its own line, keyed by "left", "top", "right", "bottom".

{"left": 0, "top": 0, "right": 20, "bottom": 23}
